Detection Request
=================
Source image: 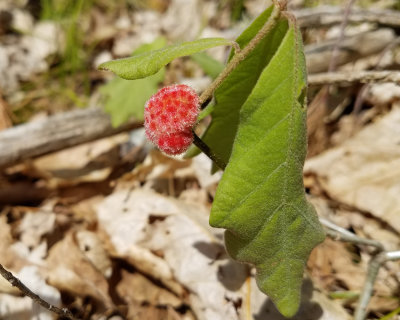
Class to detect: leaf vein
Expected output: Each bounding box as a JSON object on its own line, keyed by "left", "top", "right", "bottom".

{"left": 219, "top": 162, "right": 286, "bottom": 226}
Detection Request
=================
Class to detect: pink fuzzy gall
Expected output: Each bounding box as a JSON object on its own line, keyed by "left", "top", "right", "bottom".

{"left": 144, "top": 84, "right": 200, "bottom": 155}
{"left": 156, "top": 130, "right": 194, "bottom": 156}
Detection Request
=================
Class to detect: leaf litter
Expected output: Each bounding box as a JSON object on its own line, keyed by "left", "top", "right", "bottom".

{"left": 1, "top": 0, "right": 400, "bottom": 319}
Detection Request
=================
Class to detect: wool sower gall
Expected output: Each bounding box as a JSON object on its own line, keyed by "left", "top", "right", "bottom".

{"left": 144, "top": 84, "right": 200, "bottom": 155}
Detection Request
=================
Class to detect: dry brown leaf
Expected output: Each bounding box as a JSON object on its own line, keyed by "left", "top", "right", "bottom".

{"left": 309, "top": 198, "right": 399, "bottom": 310}
{"left": 76, "top": 230, "right": 112, "bottom": 278}
{"left": 161, "top": 0, "right": 201, "bottom": 41}
{"left": 0, "top": 93, "right": 12, "bottom": 130}
{"left": 46, "top": 232, "right": 113, "bottom": 308}
{"left": 96, "top": 188, "right": 250, "bottom": 320}
{"left": 0, "top": 215, "right": 26, "bottom": 272}
{"left": 18, "top": 210, "right": 55, "bottom": 248}
{"left": 96, "top": 187, "right": 351, "bottom": 320}
{"left": 116, "top": 270, "right": 182, "bottom": 308}
{"left": 70, "top": 195, "right": 104, "bottom": 225}
{"left": 122, "top": 245, "right": 184, "bottom": 297}
{"left": 308, "top": 238, "right": 367, "bottom": 292}
{"left": 305, "top": 106, "right": 400, "bottom": 232}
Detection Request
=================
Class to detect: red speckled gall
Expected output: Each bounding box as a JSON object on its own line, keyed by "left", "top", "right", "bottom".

{"left": 144, "top": 84, "right": 200, "bottom": 155}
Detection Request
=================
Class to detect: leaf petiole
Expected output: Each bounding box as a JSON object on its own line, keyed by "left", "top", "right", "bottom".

{"left": 192, "top": 131, "right": 226, "bottom": 170}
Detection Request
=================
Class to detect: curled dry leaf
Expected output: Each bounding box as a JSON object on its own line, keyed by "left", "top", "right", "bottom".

{"left": 305, "top": 106, "right": 400, "bottom": 232}
{"left": 76, "top": 230, "right": 112, "bottom": 278}
{"left": 308, "top": 238, "right": 367, "bottom": 291}
{"left": 0, "top": 21, "right": 63, "bottom": 94}
{"left": 18, "top": 211, "right": 56, "bottom": 248}
{"left": 161, "top": 0, "right": 201, "bottom": 41}
{"left": 46, "top": 232, "right": 113, "bottom": 308}
{"left": 116, "top": 270, "right": 182, "bottom": 308}
{"left": 96, "top": 188, "right": 249, "bottom": 320}
{"left": 96, "top": 188, "right": 350, "bottom": 320}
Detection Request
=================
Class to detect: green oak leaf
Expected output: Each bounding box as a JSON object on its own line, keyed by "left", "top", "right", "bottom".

{"left": 99, "top": 38, "right": 166, "bottom": 127}
{"left": 209, "top": 20, "right": 325, "bottom": 318}
{"left": 98, "top": 38, "right": 232, "bottom": 80}
{"left": 196, "top": 6, "right": 288, "bottom": 168}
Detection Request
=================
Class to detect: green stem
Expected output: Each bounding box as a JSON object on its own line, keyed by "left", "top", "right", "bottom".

{"left": 192, "top": 131, "right": 227, "bottom": 170}
{"left": 198, "top": 0, "right": 283, "bottom": 105}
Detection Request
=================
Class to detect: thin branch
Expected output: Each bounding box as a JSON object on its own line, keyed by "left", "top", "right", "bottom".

{"left": 352, "top": 37, "right": 400, "bottom": 122}
{"left": 328, "top": 0, "right": 355, "bottom": 73}
{"left": 354, "top": 251, "right": 400, "bottom": 320}
{"left": 305, "top": 29, "right": 395, "bottom": 74}
{"left": 198, "top": 0, "right": 283, "bottom": 105}
{"left": 295, "top": 6, "right": 400, "bottom": 29}
{"left": 320, "top": 218, "right": 385, "bottom": 251}
{"left": 319, "top": 217, "right": 400, "bottom": 320}
{"left": 308, "top": 70, "right": 400, "bottom": 86}
{"left": 192, "top": 131, "right": 226, "bottom": 170}
{"left": 0, "top": 264, "right": 77, "bottom": 320}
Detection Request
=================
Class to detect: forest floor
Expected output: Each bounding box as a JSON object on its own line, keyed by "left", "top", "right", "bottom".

{"left": 0, "top": 0, "right": 400, "bottom": 319}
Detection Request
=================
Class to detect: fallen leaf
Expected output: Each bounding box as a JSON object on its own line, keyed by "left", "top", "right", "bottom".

{"left": 116, "top": 270, "right": 182, "bottom": 307}
{"left": 308, "top": 238, "right": 367, "bottom": 292}
{"left": 76, "top": 230, "right": 112, "bottom": 278}
{"left": 46, "top": 232, "right": 113, "bottom": 308}
{"left": 18, "top": 210, "right": 56, "bottom": 248}
{"left": 305, "top": 105, "right": 400, "bottom": 232}
{"left": 96, "top": 188, "right": 250, "bottom": 320}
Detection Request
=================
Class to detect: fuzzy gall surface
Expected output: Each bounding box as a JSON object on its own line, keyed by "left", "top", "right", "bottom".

{"left": 144, "top": 84, "right": 199, "bottom": 155}
{"left": 157, "top": 130, "right": 194, "bottom": 155}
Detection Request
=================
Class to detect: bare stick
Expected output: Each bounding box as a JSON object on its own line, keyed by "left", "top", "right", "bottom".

{"left": 318, "top": 217, "right": 400, "bottom": 320}
{"left": 0, "top": 107, "right": 141, "bottom": 168}
{"left": 328, "top": 0, "right": 355, "bottom": 73}
{"left": 354, "top": 251, "right": 400, "bottom": 320}
{"left": 308, "top": 70, "right": 400, "bottom": 86}
{"left": 305, "top": 29, "right": 395, "bottom": 74}
{"left": 320, "top": 218, "right": 384, "bottom": 251}
{"left": 0, "top": 264, "right": 77, "bottom": 320}
{"left": 352, "top": 37, "right": 400, "bottom": 120}
{"left": 295, "top": 6, "right": 400, "bottom": 29}
{"left": 198, "top": 0, "right": 283, "bottom": 105}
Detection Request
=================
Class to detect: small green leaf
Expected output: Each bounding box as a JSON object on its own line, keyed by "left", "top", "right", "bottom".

{"left": 99, "top": 38, "right": 232, "bottom": 80}
{"left": 191, "top": 52, "right": 224, "bottom": 79}
{"left": 100, "top": 70, "right": 164, "bottom": 127}
{"left": 100, "top": 38, "right": 166, "bottom": 127}
{"left": 209, "top": 21, "right": 325, "bottom": 318}
{"left": 199, "top": 6, "right": 289, "bottom": 168}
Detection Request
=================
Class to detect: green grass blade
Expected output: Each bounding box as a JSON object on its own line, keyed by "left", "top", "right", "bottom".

{"left": 379, "top": 306, "right": 400, "bottom": 320}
